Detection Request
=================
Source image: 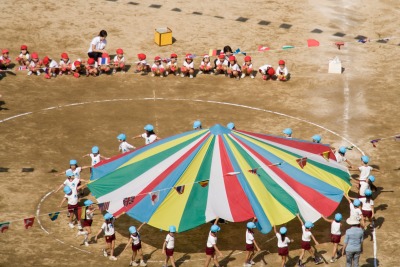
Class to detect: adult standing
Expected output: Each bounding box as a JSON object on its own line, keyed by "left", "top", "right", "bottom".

{"left": 88, "top": 30, "right": 108, "bottom": 61}
{"left": 342, "top": 216, "right": 364, "bottom": 267}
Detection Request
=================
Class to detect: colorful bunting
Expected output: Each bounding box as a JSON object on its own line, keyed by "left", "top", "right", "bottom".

{"left": 149, "top": 191, "right": 160, "bottom": 205}
{"left": 0, "top": 222, "right": 10, "bottom": 233}
{"left": 123, "top": 196, "right": 135, "bottom": 207}
{"left": 307, "top": 39, "right": 320, "bottom": 47}
{"left": 282, "top": 45, "right": 294, "bottom": 50}
{"left": 198, "top": 180, "right": 209, "bottom": 187}
{"left": 175, "top": 185, "right": 185, "bottom": 194}
{"left": 18, "top": 66, "right": 27, "bottom": 71}
{"left": 48, "top": 212, "right": 60, "bottom": 221}
{"left": 98, "top": 57, "right": 109, "bottom": 65}
{"left": 208, "top": 49, "right": 222, "bottom": 56}
{"left": 98, "top": 201, "right": 110, "bottom": 211}
{"left": 335, "top": 42, "right": 345, "bottom": 50}
{"left": 258, "top": 45, "right": 270, "bottom": 52}
{"left": 321, "top": 151, "right": 330, "bottom": 161}
{"left": 248, "top": 168, "right": 259, "bottom": 174}
{"left": 296, "top": 157, "right": 307, "bottom": 169}
{"left": 23, "top": 217, "right": 35, "bottom": 229}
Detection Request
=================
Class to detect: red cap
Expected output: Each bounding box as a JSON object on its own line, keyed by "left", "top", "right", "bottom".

{"left": 229, "top": 55, "right": 236, "bottom": 61}
{"left": 244, "top": 56, "right": 251, "bottom": 62}
{"left": 87, "top": 58, "right": 95, "bottom": 64}
{"left": 20, "top": 45, "right": 28, "bottom": 50}
{"left": 2, "top": 49, "right": 9, "bottom": 54}
{"left": 185, "top": 54, "right": 192, "bottom": 60}
{"left": 154, "top": 56, "right": 161, "bottom": 61}
{"left": 31, "top": 52, "right": 39, "bottom": 59}
{"left": 73, "top": 60, "right": 81, "bottom": 67}
{"left": 116, "top": 48, "right": 123, "bottom": 54}
{"left": 267, "top": 67, "right": 275, "bottom": 76}
{"left": 61, "top": 52, "right": 69, "bottom": 59}
{"left": 138, "top": 53, "right": 146, "bottom": 60}
{"left": 102, "top": 53, "right": 109, "bottom": 58}
{"left": 279, "top": 60, "right": 285, "bottom": 65}
{"left": 42, "top": 56, "right": 50, "bottom": 65}
{"left": 170, "top": 53, "right": 177, "bottom": 58}
{"left": 218, "top": 53, "right": 225, "bottom": 59}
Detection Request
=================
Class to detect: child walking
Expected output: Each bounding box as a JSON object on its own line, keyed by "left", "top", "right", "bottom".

{"left": 273, "top": 225, "right": 293, "bottom": 267}
{"left": 59, "top": 183, "right": 84, "bottom": 229}
{"left": 162, "top": 225, "right": 177, "bottom": 267}
{"left": 117, "top": 133, "right": 136, "bottom": 153}
{"left": 76, "top": 199, "right": 96, "bottom": 246}
{"left": 360, "top": 189, "right": 375, "bottom": 229}
{"left": 359, "top": 176, "right": 376, "bottom": 198}
{"left": 334, "top": 146, "right": 353, "bottom": 167}
{"left": 121, "top": 222, "right": 147, "bottom": 266}
{"left": 204, "top": 218, "right": 223, "bottom": 267}
{"left": 344, "top": 195, "right": 364, "bottom": 227}
{"left": 296, "top": 214, "right": 323, "bottom": 266}
{"left": 350, "top": 156, "right": 380, "bottom": 191}
{"left": 321, "top": 213, "right": 343, "bottom": 263}
{"left": 244, "top": 221, "right": 261, "bottom": 267}
{"left": 132, "top": 124, "right": 161, "bottom": 145}
{"left": 95, "top": 213, "right": 118, "bottom": 261}
{"left": 82, "top": 146, "right": 109, "bottom": 167}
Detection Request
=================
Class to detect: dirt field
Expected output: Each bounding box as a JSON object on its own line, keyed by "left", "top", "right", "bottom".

{"left": 1, "top": 0, "right": 399, "bottom": 266}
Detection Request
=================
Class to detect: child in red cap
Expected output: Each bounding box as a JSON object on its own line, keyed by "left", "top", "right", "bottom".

{"left": 16, "top": 45, "right": 30, "bottom": 68}
{"left": 135, "top": 53, "right": 150, "bottom": 74}
{"left": 258, "top": 64, "right": 276, "bottom": 81}
{"left": 214, "top": 53, "right": 228, "bottom": 75}
{"left": 42, "top": 56, "right": 59, "bottom": 79}
{"left": 71, "top": 59, "right": 83, "bottom": 78}
{"left": 151, "top": 56, "right": 165, "bottom": 77}
{"left": 241, "top": 56, "right": 255, "bottom": 79}
{"left": 180, "top": 54, "right": 194, "bottom": 78}
{"left": 59, "top": 53, "right": 72, "bottom": 75}
{"left": 27, "top": 52, "right": 43, "bottom": 76}
{"left": 98, "top": 53, "right": 111, "bottom": 74}
{"left": 165, "top": 53, "right": 178, "bottom": 76}
{"left": 112, "top": 48, "right": 126, "bottom": 74}
{"left": 276, "top": 60, "right": 290, "bottom": 81}
{"left": 198, "top": 55, "right": 213, "bottom": 74}
{"left": 227, "top": 55, "right": 241, "bottom": 80}
{"left": 86, "top": 58, "right": 98, "bottom": 77}
{"left": 0, "top": 49, "right": 12, "bottom": 72}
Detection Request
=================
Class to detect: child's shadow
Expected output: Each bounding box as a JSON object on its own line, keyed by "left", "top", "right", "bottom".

{"left": 374, "top": 203, "right": 388, "bottom": 212}
{"left": 176, "top": 253, "right": 191, "bottom": 267}
{"left": 0, "top": 100, "right": 8, "bottom": 111}
{"left": 143, "top": 248, "right": 158, "bottom": 262}
{"left": 114, "top": 243, "right": 127, "bottom": 256}
{"left": 219, "top": 250, "right": 237, "bottom": 267}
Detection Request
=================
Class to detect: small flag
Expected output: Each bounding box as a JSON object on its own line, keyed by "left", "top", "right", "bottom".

{"left": 234, "top": 48, "right": 241, "bottom": 54}
{"left": 123, "top": 196, "right": 135, "bottom": 207}
{"left": 321, "top": 151, "right": 330, "bottom": 161}
{"left": 18, "top": 66, "right": 27, "bottom": 71}
{"left": 98, "top": 201, "right": 110, "bottom": 212}
{"left": 175, "top": 185, "right": 185, "bottom": 194}
{"left": 98, "top": 57, "right": 109, "bottom": 65}
{"left": 198, "top": 180, "right": 209, "bottom": 187}
{"left": 24, "top": 217, "right": 35, "bottom": 229}
{"left": 370, "top": 139, "right": 380, "bottom": 147}
{"left": 258, "top": 45, "right": 270, "bottom": 52}
{"left": 48, "top": 212, "right": 60, "bottom": 221}
{"left": 208, "top": 49, "right": 222, "bottom": 56}
{"left": 226, "top": 171, "right": 241, "bottom": 176}
{"left": 149, "top": 191, "right": 160, "bottom": 205}
{"left": 307, "top": 39, "right": 320, "bottom": 47}
{"left": 282, "top": 45, "right": 295, "bottom": 50}
{"left": 296, "top": 157, "right": 307, "bottom": 169}
{"left": 78, "top": 206, "right": 85, "bottom": 220}
{"left": 335, "top": 42, "right": 345, "bottom": 50}
{"left": 0, "top": 222, "right": 10, "bottom": 233}
{"left": 248, "top": 168, "right": 258, "bottom": 174}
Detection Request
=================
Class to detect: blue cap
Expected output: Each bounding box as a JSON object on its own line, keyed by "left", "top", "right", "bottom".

{"left": 368, "top": 175, "right": 375, "bottom": 182}
{"left": 305, "top": 221, "right": 314, "bottom": 229}
{"left": 312, "top": 135, "right": 321, "bottom": 143}
{"left": 69, "top": 159, "right": 77, "bottom": 165}
{"left": 279, "top": 227, "right": 287, "bottom": 235}
{"left": 63, "top": 185, "right": 72, "bottom": 194}
{"left": 92, "top": 146, "right": 99, "bottom": 154}
{"left": 365, "top": 189, "right": 372, "bottom": 196}
{"left": 335, "top": 213, "right": 343, "bottom": 221}
{"left": 227, "top": 122, "right": 235, "bottom": 130}
{"left": 283, "top": 128, "right": 292, "bottom": 135}
{"left": 339, "top": 146, "right": 347, "bottom": 154}
{"left": 129, "top": 226, "right": 137, "bottom": 234}
{"left": 84, "top": 200, "right": 94, "bottom": 206}
{"left": 65, "top": 169, "right": 74, "bottom": 177}
{"left": 117, "top": 133, "right": 126, "bottom": 141}
{"left": 193, "top": 120, "right": 202, "bottom": 129}
{"left": 247, "top": 222, "right": 256, "bottom": 229}
{"left": 361, "top": 155, "right": 369, "bottom": 163}
{"left": 104, "top": 213, "right": 113, "bottom": 220}
{"left": 144, "top": 124, "right": 154, "bottom": 131}
{"left": 210, "top": 225, "right": 220, "bottom": 232}
{"left": 353, "top": 199, "right": 361, "bottom": 207}
{"left": 169, "top": 225, "right": 176, "bottom": 233}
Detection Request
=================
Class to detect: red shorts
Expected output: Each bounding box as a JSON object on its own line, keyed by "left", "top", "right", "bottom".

{"left": 67, "top": 204, "right": 79, "bottom": 213}
{"left": 330, "top": 234, "right": 341, "bottom": 244}
{"left": 245, "top": 243, "right": 254, "bottom": 251}
{"left": 278, "top": 247, "right": 289, "bottom": 256}
{"left": 132, "top": 242, "right": 142, "bottom": 251}
{"left": 105, "top": 234, "right": 115, "bottom": 243}
{"left": 165, "top": 248, "right": 174, "bottom": 256}
{"left": 81, "top": 219, "right": 92, "bottom": 227}
{"left": 301, "top": 241, "right": 311, "bottom": 250}
{"left": 205, "top": 247, "right": 215, "bottom": 256}
{"left": 362, "top": 210, "right": 373, "bottom": 218}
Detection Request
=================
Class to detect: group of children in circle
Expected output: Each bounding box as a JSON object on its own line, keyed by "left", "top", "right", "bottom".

{"left": 53, "top": 121, "right": 378, "bottom": 267}
{"left": 0, "top": 44, "right": 290, "bottom": 81}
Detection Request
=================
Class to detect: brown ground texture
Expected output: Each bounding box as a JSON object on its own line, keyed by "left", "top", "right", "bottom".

{"left": 1, "top": 0, "right": 399, "bottom": 266}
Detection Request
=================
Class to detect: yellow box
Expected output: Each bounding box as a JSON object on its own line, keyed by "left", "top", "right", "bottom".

{"left": 154, "top": 27, "right": 172, "bottom": 46}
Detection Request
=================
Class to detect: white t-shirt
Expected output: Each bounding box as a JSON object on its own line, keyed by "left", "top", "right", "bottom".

{"left": 113, "top": 55, "right": 125, "bottom": 63}
{"left": 119, "top": 141, "right": 135, "bottom": 153}
{"left": 165, "top": 234, "right": 175, "bottom": 249}
{"left": 66, "top": 167, "right": 82, "bottom": 179}
{"left": 151, "top": 63, "right": 164, "bottom": 69}
{"left": 242, "top": 62, "right": 253, "bottom": 68}
{"left": 59, "top": 59, "right": 71, "bottom": 67}
{"left": 86, "top": 208, "right": 94, "bottom": 220}
{"left": 335, "top": 152, "right": 347, "bottom": 164}
{"left": 101, "top": 221, "right": 115, "bottom": 236}
{"left": 359, "top": 181, "right": 369, "bottom": 197}
{"left": 206, "top": 232, "right": 217, "bottom": 248}
{"left": 301, "top": 225, "right": 312, "bottom": 242}
{"left": 29, "top": 60, "right": 38, "bottom": 68}
{"left": 18, "top": 52, "right": 30, "bottom": 60}
{"left": 65, "top": 187, "right": 78, "bottom": 205}
{"left": 183, "top": 60, "right": 194, "bottom": 68}
{"left": 358, "top": 166, "right": 373, "bottom": 181}
{"left": 360, "top": 198, "right": 374, "bottom": 211}
{"left": 245, "top": 229, "right": 254, "bottom": 244}
{"left": 215, "top": 59, "right": 228, "bottom": 66}
{"left": 230, "top": 63, "right": 241, "bottom": 72}
{"left": 48, "top": 59, "right": 59, "bottom": 68}
{"left": 258, "top": 64, "right": 272, "bottom": 74}
{"left": 276, "top": 233, "right": 290, "bottom": 248}
{"left": 331, "top": 221, "right": 341, "bottom": 235}
{"left": 90, "top": 153, "right": 101, "bottom": 166}
{"left": 350, "top": 203, "right": 363, "bottom": 220}
{"left": 88, "top": 36, "right": 107, "bottom": 53}
{"left": 200, "top": 61, "right": 212, "bottom": 68}
{"left": 276, "top": 66, "right": 288, "bottom": 76}
{"left": 63, "top": 177, "right": 80, "bottom": 189}
{"left": 141, "top": 133, "right": 157, "bottom": 145}
{"left": 167, "top": 61, "right": 177, "bottom": 67}
{"left": 131, "top": 233, "right": 141, "bottom": 245}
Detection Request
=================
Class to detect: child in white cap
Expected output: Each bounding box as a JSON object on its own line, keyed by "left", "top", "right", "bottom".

{"left": 199, "top": 54, "right": 213, "bottom": 74}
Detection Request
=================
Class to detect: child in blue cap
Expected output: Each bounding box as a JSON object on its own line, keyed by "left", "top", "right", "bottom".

{"left": 133, "top": 124, "right": 161, "bottom": 145}
{"left": 244, "top": 219, "right": 261, "bottom": 267}
{"left": 296, "top": 214, "right": 322, "bottom": 266}
{"left": 94, "top": 213, "right": 118, "bottom": 261}
{"left": 334, "top": 146, "right": 353, "bottom": 167}
{"left": 82, "top": 146, "right": 109, "bottom": 167}
{"left": 121, "top": 222, "right": 147, "bottom": 266}
{"left": 273, "top": 225, "right": 293, "bottom": 267}
{"left": 76, "top": 199, "right": 96, "bottom": 246}
{"left": 205, "top": 217, "right": 223, "bottom": 267}
{"left": 321, "top": 213, "right": 343, "bottom": 262}
{"left": 162, "top": 225, "right": 177, "bottom": 267}
{"left": 59, "top": 183, "right": 85, "bottom": 229}
{"left": 349, "top": 155, "right": 380, "bottom": 193}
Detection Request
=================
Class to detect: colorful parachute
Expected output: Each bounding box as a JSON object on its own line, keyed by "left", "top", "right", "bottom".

{"left": 88, "top": 124, "right": 350, "bottom": 233}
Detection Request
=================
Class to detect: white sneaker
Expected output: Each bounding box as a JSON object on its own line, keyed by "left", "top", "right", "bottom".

{"left": 77, "top": 224, "right": 82, "bottom": 230}
{"left": 250, "top": 74, "right": 255, "bottom": 79}
{"left": 180, "top": 73, "right": 185, "bottom": 77}
{"left": 27, "top": 71, "right": 32, "bottom": 76}
{"left": 68, "top": 223, "right": 74, "bottom": 229}
{"left": 131, "top": 261, "right": 139, "bottom": 266}
{"left": 198, "top": 70, "right": 203, "bottom": 75}
{"left": 250, "top": 260, "right": 256, "bottom": 265}
{"left": 165, "top": 71, "right": 169, "bottom": 76}
{"left": 102, "top": 249, "right": 108, "bottom": 257}
{"left": 84, "top": 241, "right": 89, "bottom": 247}
{"left": 189, "top": 74, "right": 193, "bottom": 79}
{"left": 160, "top": 74, "right": 164, "bottom": 77}
{"left": 36, "top": 71, "right": 40, "bottom": 76}
{"left": 151, "top": 73, "right": 155, "bottom": 77}
{"left": 241, "top": 73, "right": 246, "bottom": 79}
{"left": 139, "top": 260, "right": 147, "bottom": 266}
{"left": 175, "top": 72, "right": 179, "bottom": 76}
{"left": 109, "top": 256, "right": 117, "bottom": 261}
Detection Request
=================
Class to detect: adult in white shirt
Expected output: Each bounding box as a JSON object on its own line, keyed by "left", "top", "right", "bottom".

{"left": 88, "top": 30, "right": 108, "bottom": 61}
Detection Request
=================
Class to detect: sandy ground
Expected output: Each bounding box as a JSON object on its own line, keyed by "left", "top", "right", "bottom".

{"left": 1, "top": 0, "right": 400, "bottom": 266}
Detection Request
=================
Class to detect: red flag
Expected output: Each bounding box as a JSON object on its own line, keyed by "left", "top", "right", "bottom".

{"left": 258, "top": 45, "right": 270, "bottom": 52}
{"left": 24, "top": 217, "right": 35, "bottom": 229}
{"left": 296, "top": 157, "right": 307, "bottom": 169}
{"left": 0, "top": 222, "right": 10, "bottom": 233}
{"left": 248, "top": 168, "right": 258, "bottom": 174}
{"left": 335, "top": 42, "right": 345, "bottom": 50}
{"left": 98, "top": 202, "right": 110, "bottom": 212}
{"left": 123, "top": 196, "right": 135, "bottom": 207}
{"left": 370, "top": 139, "right": 380, "bottom": 147}
{"left": 307, "top": 39, "right": 320, "bottom": 47}
{"left": 321, "top": 151, "right": 330, "bottom": 161}
{"left": 175, "top": 185, "right": 185, "bottom": 194}
{"left": 198, "top": 180, "right": 209, "bottom": 187}
{"left": 149, "top": 191, "right": 160, "bottom": 205}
